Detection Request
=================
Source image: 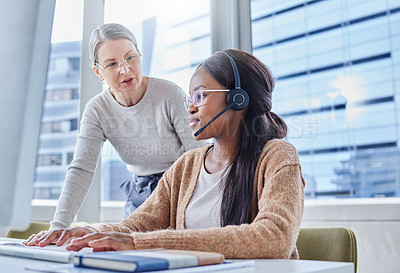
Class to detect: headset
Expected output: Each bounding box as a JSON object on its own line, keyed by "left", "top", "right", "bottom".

{"left": 194, "top": 51, "right": 249, "bottom": 136}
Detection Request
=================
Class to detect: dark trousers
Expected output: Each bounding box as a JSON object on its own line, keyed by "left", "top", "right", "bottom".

{"left": 120, "top": 172, "right": 164, "bottom": 218}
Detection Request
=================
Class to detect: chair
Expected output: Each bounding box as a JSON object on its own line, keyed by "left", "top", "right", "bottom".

{"left": 6, "top": 221, "right": 88, "bottom": 239}
{"left": 296, "top": 227, "right": 358, "bottom": 273}
{"left": 6, "top": 222, "right": 50, "bottom": 239}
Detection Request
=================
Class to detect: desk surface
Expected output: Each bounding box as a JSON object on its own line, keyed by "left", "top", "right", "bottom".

{"left": 0, "top": 253, "right": 354, "bottom": 273}
{"left": 0, "top": 238, "right": 354, "bottom": 273}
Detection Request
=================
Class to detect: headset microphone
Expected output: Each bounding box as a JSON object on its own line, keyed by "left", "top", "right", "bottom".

{"left": 194, "top": 51, "right": 249, "bottom": 137}
{"left": 194, "top": 101, "right": 236, "bottom": 137}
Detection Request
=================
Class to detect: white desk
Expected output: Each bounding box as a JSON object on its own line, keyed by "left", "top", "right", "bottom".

{"left": 0, "top": 238, "right": 354, "bottom": 273}
{"left": 0, "top": 253, "right": 354, "bottom": 273}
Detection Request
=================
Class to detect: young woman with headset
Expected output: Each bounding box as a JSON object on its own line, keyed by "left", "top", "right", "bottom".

{"left": 25, "top": 49, "right": 305, "bottom": 260}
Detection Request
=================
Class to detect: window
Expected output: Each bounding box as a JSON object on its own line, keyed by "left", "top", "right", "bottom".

{"left": 250, "top": 0, "right": 400, "bottom": 199}
{"left": 36, "top": 154, "right": 63, "bottom": 167}
{"left": 45, "top": 89, "right": 79, "bottom": 102}
{"left": 101, "top": 0, "right": 212, "bottom": 201}
{"left": 33, "top": 0, "right": 83, "bottom": 200}
{"left": 67, "top": 152, "right": 74, "bottom": 165}
{"left": 40, "top": 118, "right": 78, "bottom": 134}
{"left": 69, "top": 57, "right": 80, "bottom": 71}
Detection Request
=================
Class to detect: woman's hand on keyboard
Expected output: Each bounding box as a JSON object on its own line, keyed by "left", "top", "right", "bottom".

{"left": 23, "top": 226, "right": 98, "bottom": 247}
{"left": 66, "top": 231, "right": 135, "bottom": 252}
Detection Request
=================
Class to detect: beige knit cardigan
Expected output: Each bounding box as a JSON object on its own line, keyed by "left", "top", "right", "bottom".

{"left": 91, "top": 139, "right": 305, "bottom": 259}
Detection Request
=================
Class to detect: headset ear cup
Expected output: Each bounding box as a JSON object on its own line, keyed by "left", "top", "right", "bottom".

{"left": 227, "top": 88, "right": 249, "bottom": 111}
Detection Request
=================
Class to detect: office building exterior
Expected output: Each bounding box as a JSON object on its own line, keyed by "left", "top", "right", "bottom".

{"left": 251, "top": 0, "right": 400, "bottom": 198}
{"left": 34, "top": 42, "right": 81, "bottom": 199}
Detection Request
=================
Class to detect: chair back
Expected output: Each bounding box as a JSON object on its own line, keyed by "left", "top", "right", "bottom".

{"left": 6, "top": 222, "right": 50, "bottom": 239}
{"left": 6, "top": 221, "right": 88, "bottom": 239}
{"left": 296, "top": 227, "right": 357, "bottom": 273}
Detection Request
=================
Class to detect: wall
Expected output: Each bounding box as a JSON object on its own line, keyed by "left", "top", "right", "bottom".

{"left": 302, "top": 198, "right": 400, "bottom": 273}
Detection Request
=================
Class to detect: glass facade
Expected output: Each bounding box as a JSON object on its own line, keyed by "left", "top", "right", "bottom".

{"left": 34, "top": 42, "right": 81, "bottom": 199}
{"left": 251, "top": 0, "right": 400, "bottom": 198}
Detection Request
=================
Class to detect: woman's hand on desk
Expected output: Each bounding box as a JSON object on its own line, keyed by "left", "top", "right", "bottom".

{"left": 23, "top": 226, "right": 97, "bottom": 247}
{"left": 65, "top": 232, "right": 135, "bottom": 252}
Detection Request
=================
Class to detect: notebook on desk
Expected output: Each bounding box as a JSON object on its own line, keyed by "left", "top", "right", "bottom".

{"left": 73, "top": 249, "right": 225, "bottom": 272}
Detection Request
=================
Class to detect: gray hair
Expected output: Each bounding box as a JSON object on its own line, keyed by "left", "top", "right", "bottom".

{"left": 89, "top": 23, "right": 138, "bottom": 66}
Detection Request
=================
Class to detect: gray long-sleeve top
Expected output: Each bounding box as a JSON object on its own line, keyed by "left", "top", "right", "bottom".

{"left": 50, "top": 77, "right": 207, "bottom": 229}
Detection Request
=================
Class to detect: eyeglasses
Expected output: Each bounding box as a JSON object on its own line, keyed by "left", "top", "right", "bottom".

{"left": 95, "top": 54, "right": 140, "bottom": 72}
{"left": 184, "top": 89, "right": 230, "bottom": 110}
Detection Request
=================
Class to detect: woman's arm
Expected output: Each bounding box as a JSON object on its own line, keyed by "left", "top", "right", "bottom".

{"left": 25, "top": 103, "right": 107, "bottom": 245}
{"left": 103, "top": 163, "right": 304, "bottom": 259}
{"left": 50, "top": 103, "right": 106, "bottom": 229}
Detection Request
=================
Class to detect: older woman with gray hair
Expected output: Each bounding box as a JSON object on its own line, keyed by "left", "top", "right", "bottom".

{"left": 47, "top": 23, "right": 207, "bottom": 231}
